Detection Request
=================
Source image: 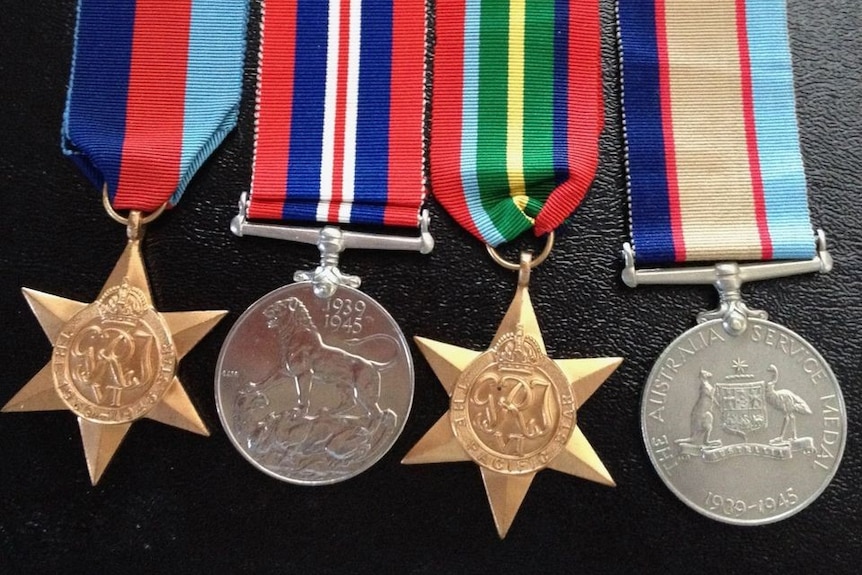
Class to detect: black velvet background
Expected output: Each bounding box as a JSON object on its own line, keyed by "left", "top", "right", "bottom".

{"left": 1, "top": 1, "right": 860, "bottom": 572}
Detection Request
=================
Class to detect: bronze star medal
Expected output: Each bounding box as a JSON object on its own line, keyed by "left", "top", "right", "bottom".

{"left": 3, "top": 211, "right": 225, "bottom": 484}
{"left": 403, "top": 252, "right": 621, "bottom": 538}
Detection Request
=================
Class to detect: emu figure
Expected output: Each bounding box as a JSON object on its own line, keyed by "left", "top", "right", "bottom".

{"left": 764, "top": 364, "right": 812, "bottom": 445}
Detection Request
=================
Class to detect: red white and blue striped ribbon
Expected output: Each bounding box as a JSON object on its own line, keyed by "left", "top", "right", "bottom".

{"left": 248, "top": 0, "right": 426, "bottom": 228}
{"left": 62, "top": 0, "right": 247, "bottom": 212}
{"left": 618, "top": 0, "right": 815, "bottom": 264}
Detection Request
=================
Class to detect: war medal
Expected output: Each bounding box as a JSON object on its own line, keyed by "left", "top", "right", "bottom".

{"left": 3, "top": 0, "right": 247, "bottom": 484}
{"left": 617, "top": 0, "right": 845, "bottom": 524}
{"left": 402, "top": 0, "right": 620, "bottom": 538}
{"left": 215, "top": 0, "right": 431, "bottom": 485}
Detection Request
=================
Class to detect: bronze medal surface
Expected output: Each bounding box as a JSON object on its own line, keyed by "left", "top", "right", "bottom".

{"left": 53, "top": 281, "right": 176, "bottom": 424}
{"left": 450, "top": 328, "right": 576, "bottom": 476}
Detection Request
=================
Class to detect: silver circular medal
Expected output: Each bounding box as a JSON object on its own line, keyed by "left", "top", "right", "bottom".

{"left": 642, "top": 318, "right": 845, "bottom": 525}
{"left": 216, "top": 282, "right": 413, "bottom": 485}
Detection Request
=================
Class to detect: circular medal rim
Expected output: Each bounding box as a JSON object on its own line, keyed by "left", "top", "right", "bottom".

{"left": 215, "top": 281, "right": 414, "bottom": 486}
{"left": 53, "top": 299, "right": 177, "bottom": 424}
{"left": 641, "top": 317, "right": 846, "bottom": 526}
{"left": 449, "top": 349, "right": 574, "bottom": 475}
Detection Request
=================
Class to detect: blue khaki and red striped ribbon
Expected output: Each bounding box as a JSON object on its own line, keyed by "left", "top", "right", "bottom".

{"left": 62, "top": 0, "right": 247, "bottom": 212}
{"left": 618, "top": 0, "right": 815, "bottom": 264}
{"left": 430, "top": 0, "right": 603, "bottom": 247}
{"left": 248, "top": 0, "right": 426, "bottom": 228}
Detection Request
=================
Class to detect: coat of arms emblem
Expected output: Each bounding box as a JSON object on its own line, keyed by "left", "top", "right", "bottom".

{"left": 715, "top": 360, "right": 767, "bottom": 438}
{"left": 675, "top": 359, "right": 815, "bottom": 461}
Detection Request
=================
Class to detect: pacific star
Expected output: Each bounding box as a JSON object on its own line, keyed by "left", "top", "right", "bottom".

{"left": 403, "top": 271, "right": 621, "bottom": 538}
{"left": 3, "top": 216, "right": 225, "bottom": 484}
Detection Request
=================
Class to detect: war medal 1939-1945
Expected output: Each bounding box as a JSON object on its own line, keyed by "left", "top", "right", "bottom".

{"left": 215, "top": 0, "right": 431, "bottom": 485}
{"left": 617, "top": 0, "right": 845, "bottom": 524}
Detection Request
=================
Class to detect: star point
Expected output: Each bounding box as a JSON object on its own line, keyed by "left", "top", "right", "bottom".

{"left": 481, "top": 468, "right": 536, "bottom": 538}
{"left": 413, "top": 336, "right": 481, "bottom": 396}
{"left": 401, "top": 413, "right": 469, "bottom": 465}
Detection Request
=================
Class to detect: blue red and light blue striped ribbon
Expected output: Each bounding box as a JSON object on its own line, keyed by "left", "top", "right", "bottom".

{"left": 248, "top": 0, "right": 426, "bottom": 228}
{"left": 618, "top": 0, "right": 815, "bottom": 264}
{"left": 430, "top": 0, "right": 603, "bottom": 247}
{"left": 62, "top": 0, "right": 247, "bottom": 212}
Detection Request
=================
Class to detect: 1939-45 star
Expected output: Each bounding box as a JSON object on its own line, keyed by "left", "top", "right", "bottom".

{"left": 3, "top": 216, "right": 225, "bottom": 484}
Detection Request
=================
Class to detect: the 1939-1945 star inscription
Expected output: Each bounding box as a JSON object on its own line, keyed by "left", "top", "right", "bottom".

{"left": 51, "top": 279, "right": 177, "bottom": 424}
{"left": 3, "top": 214, "right": 225, "bottom": 484}
{"left": 403, "top": 256, "right": 622, "bottom": 538}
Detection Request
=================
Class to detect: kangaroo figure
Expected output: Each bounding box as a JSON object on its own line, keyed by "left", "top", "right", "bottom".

{"left": 676, "top": 369, "right": 721, "bottom": 447}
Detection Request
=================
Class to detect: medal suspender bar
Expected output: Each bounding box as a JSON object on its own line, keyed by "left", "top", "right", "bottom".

{"left": 215, "top": 0, "right": 430, "bottom": 486}
{"left": 617, "top": 0, "right": 845, "bottom": 524}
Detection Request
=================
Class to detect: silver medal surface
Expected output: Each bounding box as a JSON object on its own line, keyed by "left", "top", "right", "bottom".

{"left": 642, "top": 318, "right": 845, "bottom": 525}
{"left": 216, "top": 282, "right": 413, "bottom": 485}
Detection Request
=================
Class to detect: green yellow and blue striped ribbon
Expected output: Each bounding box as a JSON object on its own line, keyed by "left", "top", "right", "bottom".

{"left": 430, "top": 0, "right": 602, "bottom": 247}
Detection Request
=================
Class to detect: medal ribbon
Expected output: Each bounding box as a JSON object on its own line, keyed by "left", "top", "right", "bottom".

{"left": 430, "top": 0, "right": 603, "bottom": 247}
{"left": 618, "top": 0, "right": 815, "bottom": 264}
{"left": 248, "top": 0, "right": 426, "bottom": 227}
{"left": 62, "top": 0, "right": 247, "bottom": 212}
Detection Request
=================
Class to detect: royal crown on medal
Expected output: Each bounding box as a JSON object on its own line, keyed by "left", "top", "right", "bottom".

{"left": 496, "top": 326, "right": 541, "bottom": 372}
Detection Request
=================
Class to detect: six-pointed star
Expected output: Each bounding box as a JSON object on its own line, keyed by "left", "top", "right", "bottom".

{"left": 3, "top": 231, "right": 225, "bottom": 484}
{"left": 403, "top": 279, "right": 621, "bottom": 538}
